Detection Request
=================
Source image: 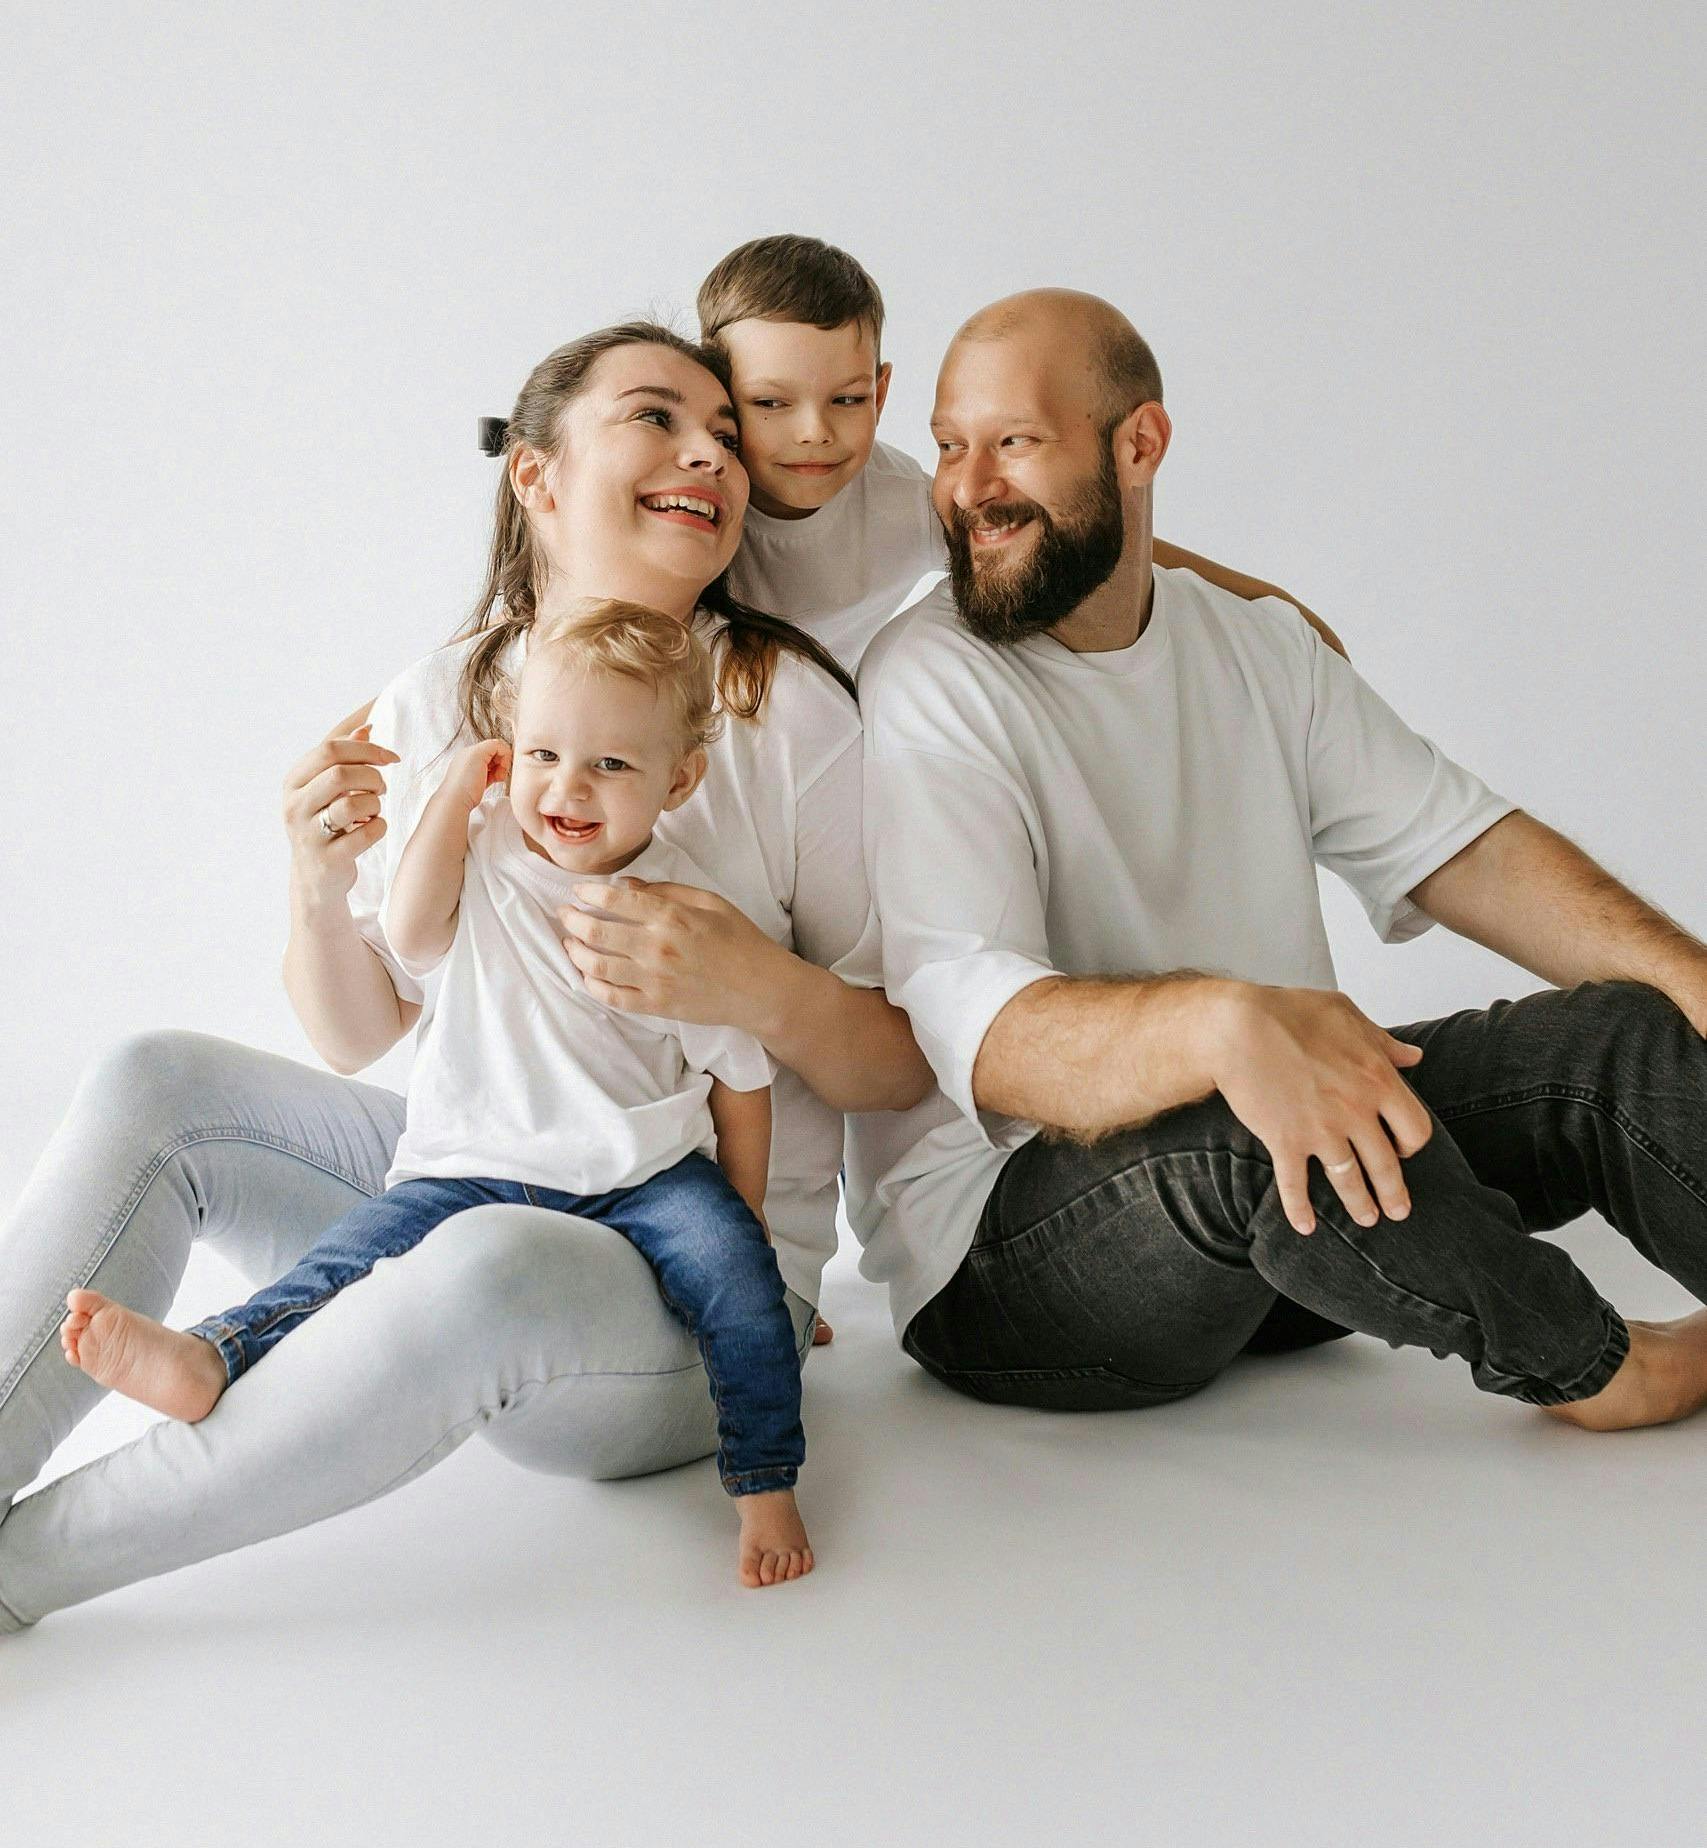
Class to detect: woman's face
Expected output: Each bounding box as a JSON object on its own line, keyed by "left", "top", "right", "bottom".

{"left": 522, "top": 344, "right": 750, "bottom": 618}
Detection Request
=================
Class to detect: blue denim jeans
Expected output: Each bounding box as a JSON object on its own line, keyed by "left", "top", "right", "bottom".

{"left": 187, "top": 1154, "right": 804, "bottom": 1495}
{"left": 906, "top": 982, "right": 1707, "bottom": 1410}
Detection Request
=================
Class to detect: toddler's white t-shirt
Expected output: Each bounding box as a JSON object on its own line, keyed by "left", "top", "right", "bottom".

{"left": 349, "top": 616, "right": 879, "bottom": 1308}
{"left": 382, "top": 800, "right": 775, "bottom": 1195}
{"left": 727, "top": 441, "right": 944, "bottom": 674}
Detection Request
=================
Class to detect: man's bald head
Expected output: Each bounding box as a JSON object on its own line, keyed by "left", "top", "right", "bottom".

{"left": 949, "top": 289, "right": 1163, "bottom": 432}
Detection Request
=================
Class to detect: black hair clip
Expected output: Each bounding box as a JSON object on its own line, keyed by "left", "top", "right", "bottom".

{"left": 478, "top": 417, "right": 509, "bottom": 456}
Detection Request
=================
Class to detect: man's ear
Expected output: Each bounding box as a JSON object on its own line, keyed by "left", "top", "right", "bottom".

{"left": 874, "top": 360, "right": 893, "bottom": 423}
{"left": 509, "top": 444, "right": 556, "bottom": 513}
{"left": 1111, "top": 401, "right": 1172, "bottom": 489}
{"left": 661, "top": 747, "right": 708, "bottom": 812}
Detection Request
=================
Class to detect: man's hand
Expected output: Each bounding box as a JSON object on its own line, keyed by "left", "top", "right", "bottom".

{"left": 1209, "top": 985, "right": 1435, "bottom": 1234}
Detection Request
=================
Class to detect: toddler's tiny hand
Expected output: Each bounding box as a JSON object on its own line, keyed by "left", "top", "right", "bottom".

{"left": 448, "top": 738, "right": 511, "bottom": 810}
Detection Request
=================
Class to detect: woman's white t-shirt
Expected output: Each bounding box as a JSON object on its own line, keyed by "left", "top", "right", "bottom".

{"left": 350, "top": 616, "right": 880, "bottom": 1306}
{"left": 726, "top": 441, "right": 945, "bottom": 675}
{"left": 382, "top": 801, "right": 774, "bottom": 1195}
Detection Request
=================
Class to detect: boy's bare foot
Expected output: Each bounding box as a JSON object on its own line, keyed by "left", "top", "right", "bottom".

{"left": 1545, "top": 1311, "right": 1707, "bottom": 1432}
{"left": 736, "top": 1489, "right": 814, "bottom": 1589}
{"left": 59, "top": 1290, "right": 227, "bottom": 1423}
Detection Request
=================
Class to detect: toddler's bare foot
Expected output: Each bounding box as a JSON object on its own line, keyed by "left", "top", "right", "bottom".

{"left": 1545, "top": 1311, "right": 1707, "bottom": 1432}
{"left": 59, "top": 1289, "right": 227, "bottom": 1422}
{"left": 812, "top": 1317, "right": 834, "bottom": 1347}
{"left": 736, "top": 1489, "right": 814, "bottom": 1589}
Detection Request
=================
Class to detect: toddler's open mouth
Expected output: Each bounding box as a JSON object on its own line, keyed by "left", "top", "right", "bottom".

{"left": 544, "top": 816, "right": 602, "bottom": 844}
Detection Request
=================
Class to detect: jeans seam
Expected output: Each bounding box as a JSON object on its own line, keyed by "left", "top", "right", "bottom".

{"left": 0, "top": 1127, "right": 381, "bottom": 1413}
{"left": 1432, "top": 1085, "right": 1707, "bottom": 1206}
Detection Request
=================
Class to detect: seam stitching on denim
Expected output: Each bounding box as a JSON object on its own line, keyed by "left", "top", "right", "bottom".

{"left": 972, "top": 1145, "right": 1239, "bottom": 1256}
{"left": 1433, "top": 1086, "right": 1707, "bottom": 1205}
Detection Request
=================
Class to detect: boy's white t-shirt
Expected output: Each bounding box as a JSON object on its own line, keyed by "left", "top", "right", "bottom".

{"left": 382, "top": 802, "right": 774, "bottom": 1194}
{"left": 348, "top": 616, "right": 881, "bottom": 1307}
{"left": 726, "top": 440, "right": 945, "bottom": 673}
{"left": 848, "top": 569, "right": 1518, "bottom": 1335}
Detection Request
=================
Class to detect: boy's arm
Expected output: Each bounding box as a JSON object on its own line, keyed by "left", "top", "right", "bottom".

{"left": 387, "top": 740, "right": 510, "bottom": 969}
{"left": 707, "top": 1078, "right": 772, "bottom": 1232}
{"left": 1152, "top": 537, "right": 1349, "bottom": 659}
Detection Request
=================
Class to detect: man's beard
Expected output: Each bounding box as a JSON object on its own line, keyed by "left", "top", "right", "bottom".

{"left": 944, "top": 445, "right": 1126, "bottom": 646}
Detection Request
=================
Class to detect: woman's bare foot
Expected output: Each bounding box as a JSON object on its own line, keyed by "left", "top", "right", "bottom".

{"left": 59, "top": 1290, "right": 227, "bottom": 1422}
{"left": 1545, "top": 1311, "right": 1707, "bottom": 1432}
{"left": 736, "top": 1489, "right": 814, "bottom": 1589}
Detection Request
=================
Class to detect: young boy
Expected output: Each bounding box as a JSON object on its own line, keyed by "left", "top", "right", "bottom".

{"left": 61, "top": 601, "right": 815, "bottom": 1589}
{"left": 698, "top": 233, "right": 1345, "bottom": 673}
{"left": 699, "top": 234, "right": 942, "bottom": 676}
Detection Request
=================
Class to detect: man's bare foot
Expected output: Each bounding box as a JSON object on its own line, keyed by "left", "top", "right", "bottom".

{"left": 59, "top": 1290, "right": 227, "bottom": 1422}
{"left": 1545, "top": 1311, "right": 1707, "bottom": 1432}
{"left": 736, "top": 1489, "right": 814, "bottom": 1589}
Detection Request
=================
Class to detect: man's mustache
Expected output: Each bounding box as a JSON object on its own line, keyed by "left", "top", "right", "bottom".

{"left": 945, "top": 499, "right": 1047, "bottom": 538}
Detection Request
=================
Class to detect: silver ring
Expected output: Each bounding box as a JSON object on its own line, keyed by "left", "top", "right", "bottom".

{"left": 1324, "top": 1156, "right": 1359, "bottom": 1175}
{"left": 317, "top": 810, "right": 340, "bottom": 840}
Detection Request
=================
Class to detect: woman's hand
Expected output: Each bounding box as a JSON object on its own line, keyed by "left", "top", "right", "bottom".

{"left": 559, "top": 880, "right": 783, "bottom": 1028}
{"left": 283, "top": 701, "right": 400, "bottom": 908}
{"left": 441, "top": 738, "right": 511, "bottom": 813}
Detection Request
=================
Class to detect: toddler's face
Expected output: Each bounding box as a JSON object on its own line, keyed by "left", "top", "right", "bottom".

{"left": 507, "top": 660, "right": 703, "bottom": 875}
{"left": 718, "top": 317, "right": 890, "bottom": 520}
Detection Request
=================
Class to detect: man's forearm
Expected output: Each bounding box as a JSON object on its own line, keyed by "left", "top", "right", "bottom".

{"left": 971, "top": 971, "right": 1233, "bottom": 1141}
{"left": 1410, "top": 811, "right": 1707, "bottom": 1030}
{"left": 283, "top": 898, "right": 419, "bottom": 1075}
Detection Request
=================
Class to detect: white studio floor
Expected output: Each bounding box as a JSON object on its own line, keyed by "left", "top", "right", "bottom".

{"left": 4, "top": 1213, "right": 1704, "bottom": 1848}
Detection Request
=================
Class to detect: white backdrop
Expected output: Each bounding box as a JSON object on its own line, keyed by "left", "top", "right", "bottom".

{"left": 6, "top": 9, "right": 1707, "bottom": 1843}
{"left": 4, "top": 3, "right": 1704, "bottom": 1189}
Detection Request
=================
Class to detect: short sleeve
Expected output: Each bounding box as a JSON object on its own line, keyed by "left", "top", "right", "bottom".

{"left": 676, "top": 1021, "right": 777, "bottom": 1092}
{"left": 1306, "top": 631, "right": 1516, "bottom": 941}
{"left": 862, "top": 743, "right": 1055, "bottom": 1127}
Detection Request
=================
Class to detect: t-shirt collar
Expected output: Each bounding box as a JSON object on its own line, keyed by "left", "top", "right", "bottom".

{"left": 1013, "top": 567, "right": 1173, "bottom": 680}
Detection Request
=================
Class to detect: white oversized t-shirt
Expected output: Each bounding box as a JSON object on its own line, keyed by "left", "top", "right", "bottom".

{"left": 383, "top": 802, "right": 774, "bottom": 1193}
{"left": 349, "top": 615, "right": 881, "bottom": 1306}
{"left": 849, "top": 569, "right": 1517, "bottom": 1334}
{"left": 726, "top": 440, "right": 944, "bottom": 674}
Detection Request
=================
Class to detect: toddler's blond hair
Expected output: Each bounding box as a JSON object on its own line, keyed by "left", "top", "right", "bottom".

{"left": 506, "top": 599, "right": 722, "bottom": 756}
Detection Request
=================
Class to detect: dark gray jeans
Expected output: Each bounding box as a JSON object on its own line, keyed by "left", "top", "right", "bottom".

{"left": 904, "top": 982, "right": 1707, "bottom": 1410}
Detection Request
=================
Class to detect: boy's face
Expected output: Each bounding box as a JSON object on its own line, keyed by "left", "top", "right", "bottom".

{"left": 507, "top": 659, "right": 704, "bottom": 875}
{"left": 717, "top": 317, "right": 891, "bottom": 520}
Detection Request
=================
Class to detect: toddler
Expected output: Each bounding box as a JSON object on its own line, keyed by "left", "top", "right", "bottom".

{"left": 62, "top": 600, "right": 814, "bottom": 1588}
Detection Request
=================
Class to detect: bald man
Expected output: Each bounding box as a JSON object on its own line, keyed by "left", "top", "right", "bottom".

{"left": 846, "top": 289, "right": 1707, "bottom": 1433}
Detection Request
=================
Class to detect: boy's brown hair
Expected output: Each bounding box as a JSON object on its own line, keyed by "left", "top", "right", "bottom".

{"left": 696, "top": 234, "right": 885, "bottom": 356}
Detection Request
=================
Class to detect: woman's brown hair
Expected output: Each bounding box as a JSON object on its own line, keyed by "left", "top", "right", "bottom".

{"left": 454, "top": 322, "right": 854, "bottom": 744}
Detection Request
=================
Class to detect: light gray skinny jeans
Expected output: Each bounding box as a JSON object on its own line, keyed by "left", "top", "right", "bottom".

{"left": 0, "top": 1031, "right": 816, "bottom": 1631}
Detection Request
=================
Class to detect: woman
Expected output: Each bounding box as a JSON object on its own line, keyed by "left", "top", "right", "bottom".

{"left": 0, "top": 323, "right": 929, "bottom": 1629}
